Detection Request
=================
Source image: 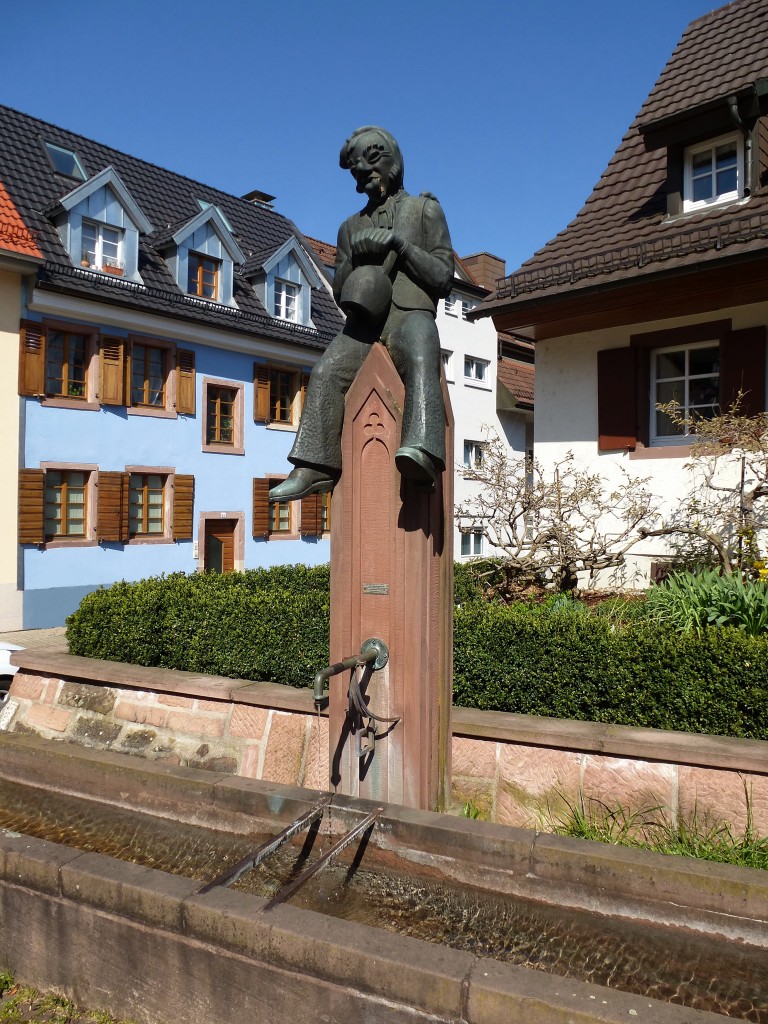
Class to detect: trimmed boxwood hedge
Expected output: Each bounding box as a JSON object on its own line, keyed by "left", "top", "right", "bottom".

{"left": 66, "top": 568, "right": 768, "bottom": 740}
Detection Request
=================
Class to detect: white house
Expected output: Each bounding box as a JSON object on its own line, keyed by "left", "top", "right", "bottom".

{"left": 474, "top": 0, "right": 768, "bottom": 586}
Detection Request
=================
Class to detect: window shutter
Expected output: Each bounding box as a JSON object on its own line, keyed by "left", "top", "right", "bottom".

{"left": 176, "top": 348, "right": 196, "bottom": 414}
{"left": 97, "top": 471, "right": 129, "bottom": 542}
{"left": 597, "top": 347, "right": 637, "bottom": 451}
{"left": 720, "top": 326, "right": 766, "bottom": 417}
{"left": 253, "top": 478, "right": 270, "bottom": 538}
{"left": 18, "top": 468, "right": 45, "bottom": 544}
{"left": 172, "top": 474, "right": 194, "bottom": 540}
{"left": 300, "top": 493, "right": 322, "bottom": 536}
{"left": 254, "top": 364, "right": 271, "bottom": 422}
{"left": 18, "top": 321, "right": 46, "bottom": 397}
{"left": 99, "top": 338, "right": 125, "bottom": 406}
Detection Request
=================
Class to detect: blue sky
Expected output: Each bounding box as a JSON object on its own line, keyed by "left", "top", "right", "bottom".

{"left": 3, "top": 0, "right": 721, "bottom": 274}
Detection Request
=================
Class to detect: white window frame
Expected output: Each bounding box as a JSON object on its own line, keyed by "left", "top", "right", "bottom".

{"left": 445, "top": 293, "right": 476, "bottom": 320}
{"left": 461, "top": 529, "right": 484, "bottom": 558}
{"left": 683, "top": 133, "right": 743, "bottom": 212}
{"left": 274, "top": 279, "right": 300, "bottom": 322}
{"left": 463, "top": 440, "right": 484, "bottom": 471}
{"left": 650, "top": 339, "right": 719, "bottom": 446}
{"left": 80, "top": 220, "right": 124, "bottom": 273}
{"left": 441, "top": 349, "right": 454, "bottom": 382}
{"left": 464, "top": 356, "right": 489, "bottom": 384}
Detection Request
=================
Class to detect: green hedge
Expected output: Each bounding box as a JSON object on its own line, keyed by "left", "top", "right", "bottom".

{"left": 453, "top": 603, "right": 768, "bottom": 739}
{"left": 66, "top": 568, "right": 768, "bottom": 739}
{"left": 67, "top": 570, "right": 330, "bottom": 688}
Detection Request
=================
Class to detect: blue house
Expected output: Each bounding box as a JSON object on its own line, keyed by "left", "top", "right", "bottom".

{"left": 0, "top": 105, "right": 344, "bottom": 628}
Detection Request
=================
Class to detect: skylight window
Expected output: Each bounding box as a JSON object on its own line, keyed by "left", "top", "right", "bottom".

{"left": 44, "top": 142, "right": 86, "bottom": 180}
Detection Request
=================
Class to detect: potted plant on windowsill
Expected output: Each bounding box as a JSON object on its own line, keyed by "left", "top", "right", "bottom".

{"left": 102, "top": 260, "right": 124, "bottom": 277}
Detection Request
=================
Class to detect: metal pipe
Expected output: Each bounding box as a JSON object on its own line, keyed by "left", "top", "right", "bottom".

{"left": 313, "top": 647, "right": 378, "bottom": 705}
{"left": 262, "top": 807, "right": 383, "bottom": 910}
{"left": 196, "top": 795, "right": 330, "bottom": 895}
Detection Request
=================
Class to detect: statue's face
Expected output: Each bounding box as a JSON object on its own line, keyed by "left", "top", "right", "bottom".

{"left": 347, "top": 132, "right": 395, "bottom": 202}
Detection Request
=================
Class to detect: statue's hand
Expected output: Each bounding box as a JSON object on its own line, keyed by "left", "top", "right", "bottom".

{"left": 349, "top": 228, "right": 404, "bottom": 263}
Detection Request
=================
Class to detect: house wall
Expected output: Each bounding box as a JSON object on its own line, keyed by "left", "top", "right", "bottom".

{"left": 19, "top": 310, "right": 329, "bottom": 628}
{"left": 437, "top": 300, "right": 528, "bottom": 559}
{"left": 535, "top": 300, "right": 768, "bottom": 587}
{"left": 0, "top": 271, "right": 22, "bottom": 629}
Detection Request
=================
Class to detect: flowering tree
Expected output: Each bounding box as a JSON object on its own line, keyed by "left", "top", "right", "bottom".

{"left": 638, "top": 401, "right": 768, "bottom": 576}
{"left": 455, "top": 434, "right": 658, "bottom": 595}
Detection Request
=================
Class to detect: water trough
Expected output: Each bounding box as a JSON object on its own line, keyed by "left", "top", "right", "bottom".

{"left": 1, "top": 732, "right": 766, "bottom": 1024}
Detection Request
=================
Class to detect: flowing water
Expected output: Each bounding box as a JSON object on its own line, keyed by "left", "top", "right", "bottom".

{"left": 1, "top": 778, "right": 766, "bottom": 1021}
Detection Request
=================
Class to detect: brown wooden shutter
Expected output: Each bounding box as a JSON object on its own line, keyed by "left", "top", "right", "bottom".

{"left": 18, "top": 321, "right": 46, "bottom": 397}
{"left": 597, "top": 347, "right": 637, "bottom": 451}
{"left": 300, "top": 493, "right": 322, "bottom": 536}
{"left": 99, "top": 337, "right": 125, "bottom": 406}
{"left": 253, "top": 478, "right": 270, "bottom": 538}
{"left": 18, "top": 468, "right": 45, "bottom": 544}
{"left": 254, "top": 364, "right": 271, "bottom": 422}
{"left": 172, "top": 474, "right": 194, "bottom": 540}
{"left": 176, "top": 348, "right": 196, "bottom": 414}
{"left": 300, "top": 371, "right": 311, "bottom": 412}
{"left": 720, "top": 326, "right": 766, "bottom": 417}
{"left": 97, "top": 471, "right": 129, "bottom": 542}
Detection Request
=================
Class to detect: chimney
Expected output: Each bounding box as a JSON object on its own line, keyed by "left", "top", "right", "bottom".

{"left": 461, "top": 252, "right": 506, "bottom": 294}
{"left": 241, "top": 188, "right": 276, "bottom": 209}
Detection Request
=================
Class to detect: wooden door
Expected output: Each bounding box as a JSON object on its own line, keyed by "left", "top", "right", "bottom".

{"left": 204, "top": 519, "right": 236, "bottom": 573}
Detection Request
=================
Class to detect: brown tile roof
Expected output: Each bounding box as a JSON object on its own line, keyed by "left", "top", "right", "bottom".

{"left": 497, "top": 356, "right": 534, "bottom": 407}
{"left": 304, "top": 235, "right": 336, "bottom": 268}
{"left": 0, "top": 179, "right": 42, "bottom": 259}
{"left": 491, "top": 0, "right": 768, "bottom": 306}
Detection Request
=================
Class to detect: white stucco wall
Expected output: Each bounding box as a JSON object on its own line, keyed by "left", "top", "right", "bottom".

{"left": 437, "top": 294, "right": 530, "bottom": 560}
{"left": 0, "top": 269, "right": 23, "bottom": 628}
{"left": 535, "top": 300, "right": 768, "bottom": 588}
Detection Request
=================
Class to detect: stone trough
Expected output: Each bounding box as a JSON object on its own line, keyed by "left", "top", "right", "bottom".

{"left": 1, "top": 732, "right": 766, "bottom": 1024}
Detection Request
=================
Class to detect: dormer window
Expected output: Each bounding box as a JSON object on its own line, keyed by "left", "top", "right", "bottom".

{"left": 81, "top": 221, "right": 124, "bottom": 274}
{"left": 159, "top": 206, "right": 243, "bottom": 308}
{"left": 274, "top": 279, "right": 299, "bottom": 321}
{"left": 445, "top": 293, "right": 475, "bottom": 319}
{"left": 46, "top": 166, "right": 152, "bottom": 284}
{"left": 188, "top": 253, "right": 220, "bottom": 300}
{"left": 247, "top": 235, "right": 323, "bottom": 329}
{"left": 683, "top": 134, "right": 743, "bottom": 211}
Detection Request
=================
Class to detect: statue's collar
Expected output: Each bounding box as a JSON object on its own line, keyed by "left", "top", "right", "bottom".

{"left": 363, "top": 189, "right": 407, "bottom": 218}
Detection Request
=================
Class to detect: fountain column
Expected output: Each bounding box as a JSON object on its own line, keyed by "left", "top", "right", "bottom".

{"left": 328, "top": 342, "right": 453, "bottom": 811}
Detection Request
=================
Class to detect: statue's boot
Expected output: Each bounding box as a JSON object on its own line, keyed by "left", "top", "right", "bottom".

{"left": 269, "top": 466, "right": 336, "bottom": 503}
{"left": 395, "top": 446, "right": 437, "bottom": 490}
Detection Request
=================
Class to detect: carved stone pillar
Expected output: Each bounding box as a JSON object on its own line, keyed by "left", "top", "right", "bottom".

{"left": 328, "top": 342, "right": 453, "bottom": 811}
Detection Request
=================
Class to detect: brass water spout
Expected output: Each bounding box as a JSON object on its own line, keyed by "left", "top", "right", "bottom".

{"left": 313, "top": 638, "right": 389, "bottom": 706}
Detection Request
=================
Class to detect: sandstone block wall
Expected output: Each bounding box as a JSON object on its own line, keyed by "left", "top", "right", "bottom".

{"left": 3, "top": 663, "right": 766, "bottom": 835}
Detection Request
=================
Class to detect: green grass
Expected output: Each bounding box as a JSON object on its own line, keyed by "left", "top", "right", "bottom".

{"left": 0, "top": 975, "right": 141, "bottom": 1024}
{"left": 550, "top": 793, "right": 768, "bottom": 871}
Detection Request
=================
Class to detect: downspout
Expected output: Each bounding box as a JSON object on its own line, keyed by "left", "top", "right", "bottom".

{"left": 727, "top": 92, "right": 753, "bottom": 196}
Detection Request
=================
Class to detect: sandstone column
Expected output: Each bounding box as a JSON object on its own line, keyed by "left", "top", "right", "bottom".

{"left": 328, "top": 343, "right": 453, "bottom": 811}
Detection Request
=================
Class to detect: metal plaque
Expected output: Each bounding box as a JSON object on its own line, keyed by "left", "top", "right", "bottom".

{"left": 363, "top": 583, "right": 389, "bottom": 595}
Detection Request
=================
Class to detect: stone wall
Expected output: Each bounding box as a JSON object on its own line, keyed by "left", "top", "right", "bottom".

{"left": 3, "top": 649, "right": 766, "bottom": 834}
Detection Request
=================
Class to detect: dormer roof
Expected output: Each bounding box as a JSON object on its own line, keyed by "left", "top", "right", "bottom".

{"left": 155, "top": 203, "right": 245, "bottom": 265}
{"left": 45, "top": 165, "right": 153, "bottom": 234}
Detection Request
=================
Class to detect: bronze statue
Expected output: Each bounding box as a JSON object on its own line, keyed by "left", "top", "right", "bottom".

{"left": 269, "top": 126, "right": 454, "bottom": 503}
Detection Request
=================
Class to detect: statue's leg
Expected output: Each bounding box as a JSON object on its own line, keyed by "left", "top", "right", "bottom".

{"left": 386, "top": 311, "right": 446, "bottom": 474}
{"left": 288, "top": 330, "right": 372, "bottom": 472}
